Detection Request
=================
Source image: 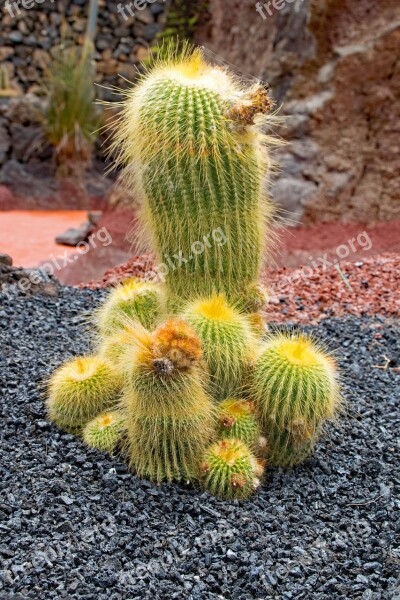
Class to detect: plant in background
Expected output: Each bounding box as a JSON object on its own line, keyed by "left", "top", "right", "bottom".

{"left": 251, "top": 332, "right": 340, "bottom": 466}
{"left": 83, "top": 411, "right": 124, "bottom": 454}
{"left": 44, "top": 41, "right": 101, "bottom": 177}
{"left": 46, "top": 356, "right": 121, "bottom": 432}
{"left": 201, "top": 438, "right": 264, "bottom": 500}
{"left": 151, "top": 0, "right": 210, "bottom": 60}
{"left": 0, "top": 64, "right": 20, "bottom": 99}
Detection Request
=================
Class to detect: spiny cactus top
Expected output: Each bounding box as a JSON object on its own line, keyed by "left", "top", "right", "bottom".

{"left": 111, "top": 46, "right": 276, "bottom": 307}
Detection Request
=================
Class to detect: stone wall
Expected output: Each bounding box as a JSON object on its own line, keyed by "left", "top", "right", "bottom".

{"left": 0, "top": 0, "right": 167, "bottom": 97}
{"left": 0, "top": 0, "right": 168, "bottom": 207}
{"left": 196, "top": 0, "right": 400, "bottom": 224}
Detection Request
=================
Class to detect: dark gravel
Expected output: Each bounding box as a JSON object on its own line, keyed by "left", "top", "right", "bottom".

{"left": 0, "top": 286, "right": 399, "bottom": 600}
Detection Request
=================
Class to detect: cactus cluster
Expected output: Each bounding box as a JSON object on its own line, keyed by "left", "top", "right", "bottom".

{"left": 45, "top": 47, "right": 341, "bottom": 501}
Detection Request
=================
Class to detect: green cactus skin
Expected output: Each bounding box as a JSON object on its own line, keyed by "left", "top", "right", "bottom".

{"left": 83, "top": 411, "right": 125, "bottom": 454}
{"left": 200, "top": 438, "right": 264, "bottom": 500}
{"left": 110, "top": 47, "right": 275, "bottom": 308}
{"left": 251, "top": 332, "right": 340, "bottom": 467}
{"left": 95, "top": 278, "right": 163, "bottom": 335}
{"left": 121, "top": 322, "right": 216, "bottom": 482}
{"left": 98, "top": 321, "right": 146, "bottom": 373}
{"left": 239, "top": 283, "right": 268, "bottom": 314}
{"left": 47, "top": 356, "right": 121, "bottom": 431}
{"left": 183, "top": 294, "right": 256, "bottom": 400}
{"left": 217, "top": 399, "right": 260, "bottom": 447}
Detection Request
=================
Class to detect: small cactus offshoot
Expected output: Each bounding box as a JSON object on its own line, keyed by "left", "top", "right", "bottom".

{"left": 183, "top": 294, "right": 255, "bottom": 399}
{"left": 217, "top": 399, "right": 260, "bottom": 447}
{"left": 95, "top": 278, "right": 163, "bottom": 335}
{"left": 201, "top": 439, "right": 265, "bottom": 500}
{"left": 252, "top": 332, "right": 340, "bottom": 466}
{"left": 47, "top": 356, "right": 120, "bottom": 431}
{"left": 83, "top": 411, "right": 125, "bottom": 454}
{"left": 98, "top": 322, "right": 145, "bottom": 367}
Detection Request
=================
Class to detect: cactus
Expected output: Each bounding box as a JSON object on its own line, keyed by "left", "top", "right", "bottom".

{"left": 110, "top": 46, "right": 275, "bottom": 308}
{"left": 239, "top": 283, "right": 268, "bottom": 314}
{"left": 183, "top": 294, "right": 256, "bottom": 399}
{"left": 122, "top": 319, "right": 216, "bottom": 482}
{"left": 251, "top": 332, "right": 340, "bottom": 466}
{"left": 217, "top": 399, "right": 260, "bottom": 447}
{"left": 152, "top": 318, "right": 202, "bottom": 370}
{"left": 47, "top": 356, "right": 121, "bottom": 431}
{"left": 95, "top": 278, "right": 163, "bottom": 335}
{"left": 200, "top": 439, "right": 264, "bottom": 500}
{"left": 98, "top": 321, "right": 145, "bottom": 367}
{"left": 83, "top": 411, "right": 125, "bottom": 454}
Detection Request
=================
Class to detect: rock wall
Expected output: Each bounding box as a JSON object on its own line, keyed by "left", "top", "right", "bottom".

{"left": 0, "top": 0, "right": 167, "bottom": 97}
{"left": 0, "top": 0, "right": 168, "bottom": 207}
{"left": 197, "top": 0, "right": 400, "bottom": 224}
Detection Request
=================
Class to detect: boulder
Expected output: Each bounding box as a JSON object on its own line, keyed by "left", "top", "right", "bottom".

{"left": 0, "top": 253, "right": 12, "bottom": 266}
{"left": 55, "top": 221, "right": 94, "bottom": 247}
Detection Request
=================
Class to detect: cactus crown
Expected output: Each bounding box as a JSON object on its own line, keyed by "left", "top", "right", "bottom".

{"left": 47, "top": 356, "right": 120, "bottom": 430}
{"left": 275, "top": 335, "right": 328, "bottom": 368}
{"left": 152, "top": 318, "right": 202, "bottom": 369}
{"left": 190, "top": 295, "right": 237, "bottom": 322}
{"left": 96, "top": 278, "right": 162, "bottom": 334}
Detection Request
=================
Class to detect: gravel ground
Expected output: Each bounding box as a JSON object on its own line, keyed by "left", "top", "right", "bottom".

{"left": 0, "top": 286, "right": 399, "bottom": 599}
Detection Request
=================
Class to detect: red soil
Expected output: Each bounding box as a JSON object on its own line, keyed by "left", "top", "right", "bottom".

{"left": 2, "top": 207, "right": 400, "bottom": 323}
{"left": 0, "top": 211, "right": 88, "bottom": 267}
{"left": 83, "top": 251, "right": 400, "bottom": 324}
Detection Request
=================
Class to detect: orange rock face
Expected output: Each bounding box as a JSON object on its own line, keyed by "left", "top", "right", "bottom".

{"left": 196, "top": 0, "right": 400, "bottom": 224}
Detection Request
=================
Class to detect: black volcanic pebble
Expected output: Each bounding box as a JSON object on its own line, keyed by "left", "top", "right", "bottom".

{"left": 0, "top": 286, "right": 399, "bottom": 599}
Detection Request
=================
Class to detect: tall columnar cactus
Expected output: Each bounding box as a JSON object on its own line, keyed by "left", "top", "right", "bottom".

{"left": 251, "top": 332, "right": 340, "bottom": 466}
{"left": 95, "top": 278, "right": 164, "bottom": 335}
{"left": 46, "top": 356, "right": 121, "bottom": 432}
{"left": 183, "top": 294, "right": 256, "bottom": 399}
{"left": 110, "top": 47, "right": 275, "bottom": 307}
{"left": 201, "top": 439, "right": 264, "bottom": 500}
{"left": 121, "top": 319, "right": 216, "bottom": 482}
